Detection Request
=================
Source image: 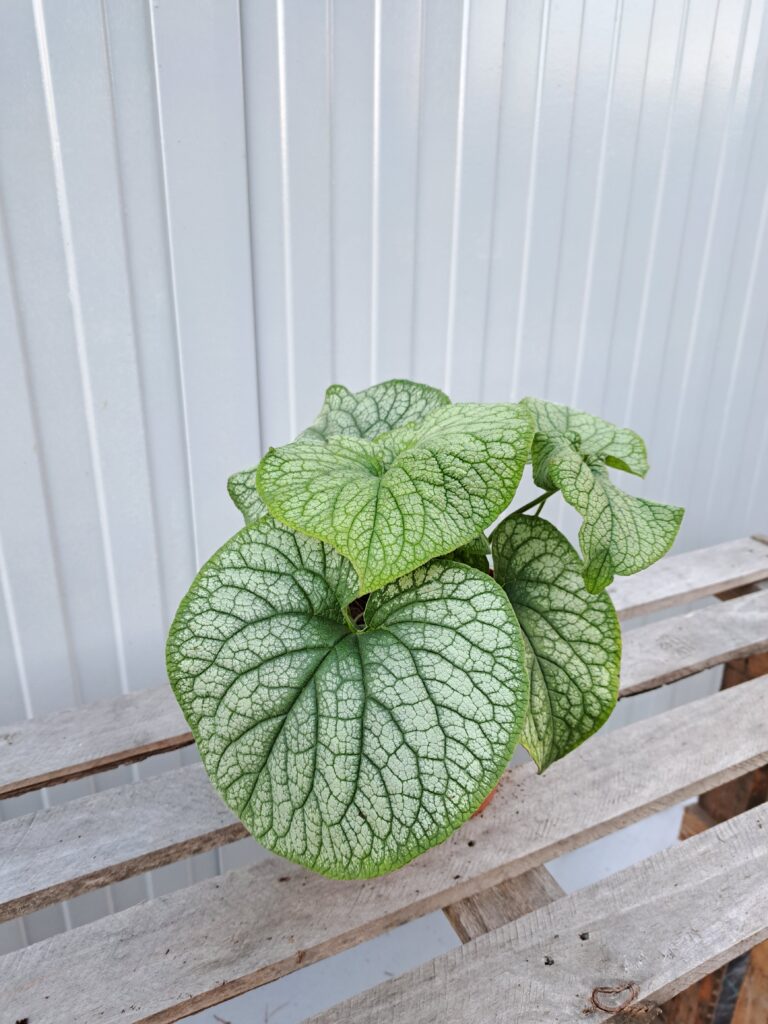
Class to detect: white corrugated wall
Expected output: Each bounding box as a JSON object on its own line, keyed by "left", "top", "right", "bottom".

{"left": 1, "top": 0, "right": 767, "bottom": 966}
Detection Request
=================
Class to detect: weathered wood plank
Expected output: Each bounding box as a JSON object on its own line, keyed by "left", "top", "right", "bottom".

{"left": 308, "top": 805, "right": 768, "bottom": 1024}
{"left": 619, "top": 589, "right": 768, "bottom": 697}
{"left": 2, "top": 581, "right": 767, "bottom": 808}
{"left": 0, "top": 763, "right": 246, "bottom": 922}
{"left": 3, "top": 587, "right": 768, "bottom": 920}
{"left": 0, "top": 686, "right": 190, "bottom": 798}
{"left": 440, "top": 582, "right": 768, "bottom": 947}
{"left": 609, "top": 535, "right": 768, "bottom": 620}
{"left": 2, "top": 678, "right": 767, "bottom": 1024}
{"left": 443, "top": 866, "right": 564, "bottom": 944}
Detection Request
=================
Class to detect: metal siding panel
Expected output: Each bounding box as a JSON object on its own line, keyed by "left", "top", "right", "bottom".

{"left": 1, "top": 0, "right": 768, "bottom": 961}
{"left": 149, "top": 0, "right": 261, "bottom": 559}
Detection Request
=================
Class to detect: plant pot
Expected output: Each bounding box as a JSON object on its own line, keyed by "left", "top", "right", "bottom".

{"left": 471, "top": 783, "right": 499, "bottom": 818}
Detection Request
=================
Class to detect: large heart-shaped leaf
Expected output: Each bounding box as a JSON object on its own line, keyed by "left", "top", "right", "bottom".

{"left": 166, "top": 518, "right": 529, "bottom": 878}
{"left": 255, "top": 403, "right": 534, "bottom": 592}
{"left": 227, "top": 379, "right": 450, "bottom": 525}
{"left": 532, "top": 432, "right": 683, "bottom": 593}
{"left": 492, "top": 514, "right": 620, "bottom": 771}
{"left": 302, "top": 378, "right": 451, "bottom": 443}
{"left": 521, "top": 396, "right": 648, "bottom": 477}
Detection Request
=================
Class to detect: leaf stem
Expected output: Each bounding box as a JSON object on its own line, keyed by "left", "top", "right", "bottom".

{"left": 342, "top": 605, "right": 359, "bottom": 632}
{"left": 512, "top": 489, "right": 556, "bottom": 516}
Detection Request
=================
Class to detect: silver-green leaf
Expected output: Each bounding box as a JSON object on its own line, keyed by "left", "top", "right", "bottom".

{"left": 227, "top": 468, "right": 267, "bottom": 525}
{"left": 302, "top": 379, "right": 451, "bottom": 443}
{"left": 255, "top": 403, "right": 534, "bottom": 592}
{"left": 492, "top": 514, "right": 620, "bottom": 771}
{"left": 227, "top": 379, "right": 450, "bottom": 525}
{"left": 166, "top": 518, "right": 529, "bottom": 879}
{"left": 521, "top": 396, "right": 648, "bottom": 477}
{"left": 532, "top": 432, "right": 684, "bottom": 594}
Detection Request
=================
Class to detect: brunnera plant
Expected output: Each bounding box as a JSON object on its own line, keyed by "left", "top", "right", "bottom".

{"left": 166, "top": 379, "right": 683, "bottom": 879}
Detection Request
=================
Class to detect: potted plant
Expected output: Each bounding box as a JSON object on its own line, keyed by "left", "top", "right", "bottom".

{"left": 166, "top": 380, "right": 683, "bottom": 879}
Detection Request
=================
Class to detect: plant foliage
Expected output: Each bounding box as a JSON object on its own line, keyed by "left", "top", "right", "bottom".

{"left": 167, "top": 380, "right": 683, "bottom": 878}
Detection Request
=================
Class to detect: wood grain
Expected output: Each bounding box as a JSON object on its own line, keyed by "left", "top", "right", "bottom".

{"left": 0, "top": 763, "right": 246, "bottom": 922}
{"left": 0, "top": 686, "right": 190, "bottom": 798}
{"left": 732, "top": 941, "right": 768, "bottom": 1023}
{"left": 307, "top": 805, "right": 768, "bottom": 1023}
{"left": 2, "top": 677, "right": 768, "bottom": 1023}
{"left": 609, "top": 535, "right": 768, "bottom": 620}
{"left": 619, "top": 588, "right": 768, "bottom": 697}
{"left": 443, "top": 866, "right": 564, "bottom": 943}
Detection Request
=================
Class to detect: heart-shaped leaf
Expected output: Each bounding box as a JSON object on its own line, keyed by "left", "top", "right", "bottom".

{"left": 492, "top": 514, "right": 620, "bottom": 771}
{"left": 227, "top": 379, "right": 450, "bottom": 525}
{"left": 531, "top": 432, "right": 683, "bottom": 593}
{"left": 255, "top": 402, "right": 534, "bottom": 592}
{"left": 521, "top": 397, "right": 648, "bottom": 477}
{"left": 302, "top": 378, "right": 451, "bottom": 443}
{"left": 166, "top": 517, "right": 529, "bottom": 878}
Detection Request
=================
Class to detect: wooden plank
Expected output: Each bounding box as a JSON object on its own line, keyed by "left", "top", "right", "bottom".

{"left": 308, "top": 805, "right": 768, "bottom": 1024}
{"left": 0, "top": 763, "right": 246, "bottom": 922}
{"left": 619, "top": 589, "right": 768, "bottom": 697}
{"left": 2, "top": 678, "right": 768, "bottom": 1023}
{"left": 0, "top": 686, "right": 190, "bottom": 798}
{"left": 443, "top": 866, "right": 565, "bottom": 944}
{"left": 3, "top": 587, "right": 768, "bottom": 920}
{"left": 666, "top": 642, "right": 768, "bottom": 1023}
{"left": 678, "top": 803, "right": 717, "bottom": 840}
{"left": 732, "top": 942, "right": 768, "bottom": 1023}
{"left": 440, "top": 578, "right": 768, "bottom": 949}
{"left": 609, "top": 535, "right": 768, "bottom": 620}
{"left": 3, "top": 580, "right": 768, "bottom": 806}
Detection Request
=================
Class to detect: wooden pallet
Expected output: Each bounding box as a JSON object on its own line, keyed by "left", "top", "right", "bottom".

{"left": 2, "top": 535, "right": 768, "bottom": 1023}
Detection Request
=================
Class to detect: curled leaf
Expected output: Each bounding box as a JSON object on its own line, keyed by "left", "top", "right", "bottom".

{"left": 492, "top": 514, "right": 620, "bottom": 771}
{"left": 302, "top": 379, "right": 451, "bottom": 443}
{"left": 521, "top": 396, "right": 648, "bottom": 477}
{"left": 532, "top": 432, "right": 683, "bottom": 593}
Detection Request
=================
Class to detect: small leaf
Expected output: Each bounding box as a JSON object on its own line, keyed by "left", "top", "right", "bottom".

{"left": 302, "top": 379, "right": 451, "bottom": 443}
{"left": 256, "top": 402, "right": 534, "bottom": 592}
{"left": 451, "top": 533, "right": 491, "bottom": 573}
{"left": 492, "top": 514, "right": 620, "bottom": 771}
{"left": 521, "top": 396, "right": 648, "bottom": 477}
{"left": 166, "top": 517, "right": 529, "bottom": 879}
{"left": 532, "top": 432, "right": 683, "bottom": 593}
{"left": 227, "top": 469, "right": 267, "bottom": 525}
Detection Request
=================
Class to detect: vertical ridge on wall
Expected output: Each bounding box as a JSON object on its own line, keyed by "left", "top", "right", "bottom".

{"left": 147, "top": 0, "right": 201, "bottom": 572}
{"left": 1, "top": 0, "right": 768, "bottom": 951}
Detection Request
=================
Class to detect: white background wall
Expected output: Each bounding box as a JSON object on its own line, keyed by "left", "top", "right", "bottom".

{"left": 1, "top": 0, "right": 768, "bottom": 1011}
